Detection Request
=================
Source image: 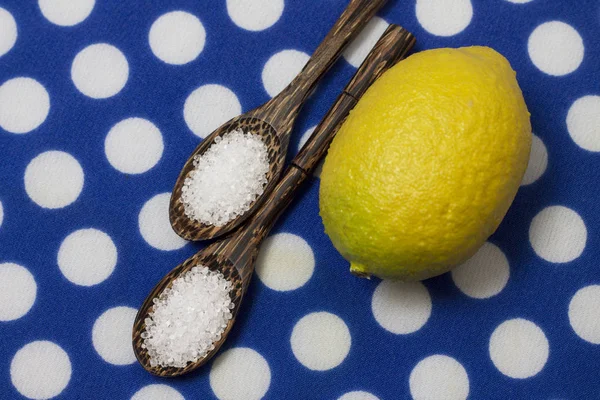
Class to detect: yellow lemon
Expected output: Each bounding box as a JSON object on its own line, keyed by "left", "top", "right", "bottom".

{"left": 319, "top": 46, "right": 531, "bottom": 281}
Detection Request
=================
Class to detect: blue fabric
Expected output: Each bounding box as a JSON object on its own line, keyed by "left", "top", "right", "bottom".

{"left": 1, "top": 0, "right": 599, "bottom": 399}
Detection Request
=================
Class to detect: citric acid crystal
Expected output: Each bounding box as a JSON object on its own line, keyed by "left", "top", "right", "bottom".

{"left": 142, "top": 266, "right": 234, "bottom": 368}
{"left": 181, "top": 129, "right": 269, "bottom": 226}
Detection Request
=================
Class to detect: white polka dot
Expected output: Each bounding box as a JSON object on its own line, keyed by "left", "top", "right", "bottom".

{"left": 372, "top": 281, "right": 431, "bottom": 334}
{"left": 38, "top": 0, "right": 94, "bottom": 26}
{"left": 71, "top": 43, "right": 128, "bottom": 98}
{"left": 490, "top": 318, "right": 549, "bottom": 379}
{"left": 262, "top": 49, "right": 310, "bottom": 97}
{"left": 210, "top": 347, "right": 271, "bottom": 400}
{"left": 338, "top": 391, "right": 380, "bottom": 400}
{"left": 58, "top": 228, "right": 117, "bottom": 286}
{"left": 256, "top": 233, "right": 314, "bottom": 291}
{"left": 227, "top": 0, "right": 284, "bottom": 31}
{"left": 521, "top": 134, "right": 548, "bottom": 185}
{"left": 298, "top": 125, "right": 316, "bottom": 150}
{"left": 291, "top": 311, "right": 351, "bottom": 371}
{"left": 0, "top": 263, "right": 36, "bottom": 321}
{"left": 569, "top": 285, "right": 600, "bottom": 344}
{"left": 105, "top": 118, "right": 163, "bottom": 174}
{"left": 529, "top": 206, "right": 587, "bottom": 263}
{"left": 0, "top": 199, "right": 3, "bottom": 228}
{"left": 567, "top": 95, "right": 600, "bottom": 152}
{"left": 0, "top": 77, "right": 49, "bottom": 134}
{"left": 139, "top": 193, "right": 187, "bottom": 251}
{"left": 409, "top": 355, "right": 469, "bottom": 400}
{"left": 343, "top": 17, "right": 389, "bottom": 68}
{"left": 183, "top": 84, "right": 241, "bottom": 139}
{"left": 131, "top": 384, "right": 184, "bottom": 400}
{"left": 528, "top": 21, "right": 584, "bottom": 76}
{"left": 451, "top": 242, "right": 510, "bottom": 299}
{"left": 416, "top": 0, "right": 473, "bottom": 37}
{"left": 92, "top": 306, "right": 137, "bottom": 365}
{"left": 149, "top": 11, "right": 205, "bottom": 65}
{"left": 504, "top": 0, "right": 532, "bottom": 3}
{"left": 25, "top": 150, "right": 84, "bottom": 209}
{"left": 0, "top": 8, "right": 17, "bottom": 57}
{"left": 11, "top": 341, "right": 71, "bottom": 400}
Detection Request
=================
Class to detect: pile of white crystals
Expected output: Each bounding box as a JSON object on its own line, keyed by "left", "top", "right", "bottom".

{"left": 181, "top": 128, "right": 270, "bottom": 226}
{"left": 142, "top": 266, "right": 235, "bottom": 368}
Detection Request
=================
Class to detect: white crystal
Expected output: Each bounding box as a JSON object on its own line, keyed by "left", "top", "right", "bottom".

{"left": 181, "top": 128, "right": 270, "bottom": 226}
{"left": 142, "top": 266, "right": 234, "bottom": 368}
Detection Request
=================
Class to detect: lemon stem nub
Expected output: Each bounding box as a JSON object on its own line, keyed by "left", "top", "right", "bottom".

{"left": 350, "top": 263, "right": 371, "bottom": 279}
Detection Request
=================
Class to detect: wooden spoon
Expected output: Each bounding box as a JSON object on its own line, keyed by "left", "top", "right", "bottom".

{"left": 170, "top": 0, "right": 387, "bottom": 241}
{"left": 134, "top": 25, "right": 416, "bottom": 377}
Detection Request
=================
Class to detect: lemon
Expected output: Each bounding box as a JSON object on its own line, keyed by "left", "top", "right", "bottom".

{"left": 319, "top": 46, "right": 531, "bottom": 281}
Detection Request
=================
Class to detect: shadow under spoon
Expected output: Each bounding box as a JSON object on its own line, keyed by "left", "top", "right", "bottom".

{"left": 169, "top": 0, "right": 388, "bottom": 242}
{"left": 134, "top": 24, "right": 416, "bottom": 377}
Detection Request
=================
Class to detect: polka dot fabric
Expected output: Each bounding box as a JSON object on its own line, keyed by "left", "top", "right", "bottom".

{"left": 0, "top": 0, "right": 598, "bottom": 398}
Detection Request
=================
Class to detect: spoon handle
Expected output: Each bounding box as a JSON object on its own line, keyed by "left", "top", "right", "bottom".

{"left": 289, "top": 0, "right": 387, "bottom": 91}
{"left": 264, "top": 0, "right": 387, "bottom": 132}
{"left": 237, "top": 25, "right": 415, "bottom": 247}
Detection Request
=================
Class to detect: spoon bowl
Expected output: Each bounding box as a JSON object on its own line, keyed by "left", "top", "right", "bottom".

{"left": 170, "top": 116, "right": 284, "bottom": 240}
{"left": 132, "top": 240, "right": 248, "bottom": 377}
